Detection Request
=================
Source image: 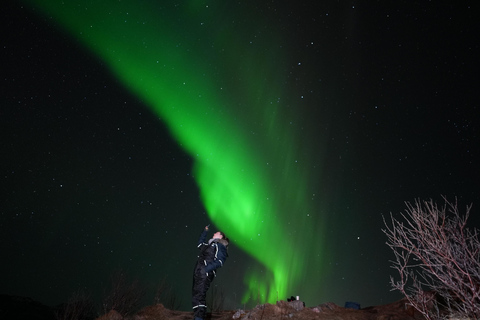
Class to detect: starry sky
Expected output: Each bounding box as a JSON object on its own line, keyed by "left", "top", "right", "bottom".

{"left": 1, "top": 0, "right": 478, "bottom": 311}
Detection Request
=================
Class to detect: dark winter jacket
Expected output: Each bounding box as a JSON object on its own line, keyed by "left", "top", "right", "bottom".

{"left": 196, "top": 229, "right": 228, "bottom": 274}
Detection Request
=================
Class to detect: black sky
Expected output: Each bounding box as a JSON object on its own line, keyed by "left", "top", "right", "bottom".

{"left": 1, "top": 0, "right": 479, "bottom": 311}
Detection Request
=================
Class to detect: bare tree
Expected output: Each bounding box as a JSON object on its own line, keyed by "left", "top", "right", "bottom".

{"left": 102, "top": 270, "right": 146, "bottom": 317}
{"left": 383, "top": 197, "right": 480, "bottom": 319}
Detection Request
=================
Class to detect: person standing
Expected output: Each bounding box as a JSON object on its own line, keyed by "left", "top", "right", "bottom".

{"left": 192, "top": 225, "right": 229, "bottom": 320}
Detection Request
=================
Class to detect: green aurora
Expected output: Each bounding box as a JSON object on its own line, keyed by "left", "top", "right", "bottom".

{"left": 25, "top": 0, "right": 326, "bottom": 303}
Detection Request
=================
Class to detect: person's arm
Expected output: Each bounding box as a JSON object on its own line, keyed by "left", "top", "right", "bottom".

{"left": 205, "top": 243, "right": 228, "bottom": 272}
{"left": 197, "top": 226, "right": 209, "bottom": 248}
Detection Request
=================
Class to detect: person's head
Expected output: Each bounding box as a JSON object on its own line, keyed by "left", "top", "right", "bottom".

{"left": 213, "top": 231, "right": 224, "bottom": 239}
{"left": 213, "top": 231, "right": 230, "bottom": 245}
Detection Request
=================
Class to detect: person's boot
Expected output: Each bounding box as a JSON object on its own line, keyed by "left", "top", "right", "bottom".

{"left": 193, "top": 305, "right": 207, "bottom": 319}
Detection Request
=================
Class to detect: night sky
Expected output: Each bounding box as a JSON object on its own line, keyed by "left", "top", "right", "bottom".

{"left": 1, "top": 0, "right": 478, "bottom": 312}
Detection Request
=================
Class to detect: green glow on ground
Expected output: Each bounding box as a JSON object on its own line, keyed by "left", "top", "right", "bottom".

{"left": 25, "top": 0, "right": 326, "bottom": 304}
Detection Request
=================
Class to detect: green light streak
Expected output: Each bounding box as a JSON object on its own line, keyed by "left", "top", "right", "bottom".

{"left": 25, "top": 0, "right": 325, "bottom": 304}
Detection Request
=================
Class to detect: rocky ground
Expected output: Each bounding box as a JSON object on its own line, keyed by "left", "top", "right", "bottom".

{"left": 98, "top": 298, "right": 421, "bottom": 320}
{"left": 1, "top": 294, "right": 424, "bottom": 320}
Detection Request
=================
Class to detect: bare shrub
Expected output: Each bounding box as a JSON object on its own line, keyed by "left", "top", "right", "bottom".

{"left": 383, "top": 197, "right": 480, "bottom": 319}
{"left": 102, "top": 270, "right": 146, "bottom": 317}
{"left": 153, "top": 277, "right": 181, "bottom": 310}
{"left": 207, "top": 285, "right": 226, "bottom": 312}
{"left": 54, "top": 290, "right": 96, "bottom": 320}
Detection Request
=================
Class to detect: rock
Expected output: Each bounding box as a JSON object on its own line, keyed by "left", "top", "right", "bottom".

{"left": 232, "top": 309, "right": 246, "bottom": 319}
{"left": 289, "top": 300, "right": 304, "bottom": 311}
{"left": 313, "top": 301, "right": 341, "bottom": 312}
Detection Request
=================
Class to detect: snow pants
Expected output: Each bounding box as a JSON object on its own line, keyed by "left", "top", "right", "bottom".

{"left": 192, "top": 262, "right": 215, "bottom": 320}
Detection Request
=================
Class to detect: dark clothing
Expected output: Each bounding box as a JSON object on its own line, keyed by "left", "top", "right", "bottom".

{"left": 192, "top": 229, "right": 228, "bottom": 320}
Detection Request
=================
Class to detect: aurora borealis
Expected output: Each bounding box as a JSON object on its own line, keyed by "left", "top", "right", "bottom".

{"left": 20, "top": 0, "right": 325, "bottom": 303}
{"left": 2, "top": 0, "right": 479, "bottom": 313}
